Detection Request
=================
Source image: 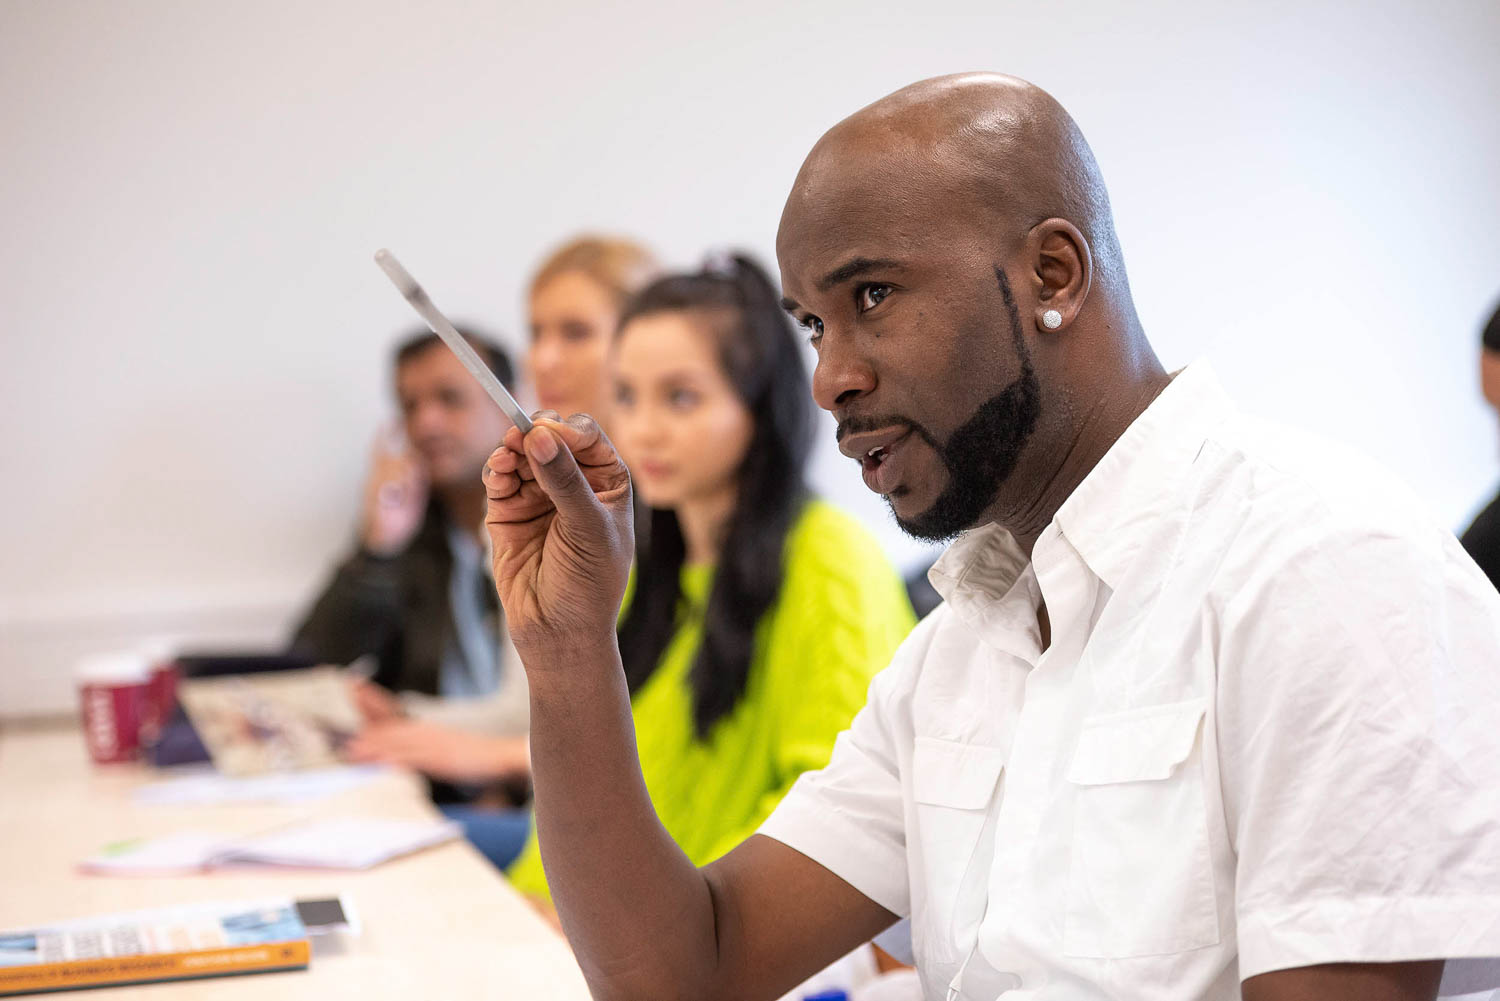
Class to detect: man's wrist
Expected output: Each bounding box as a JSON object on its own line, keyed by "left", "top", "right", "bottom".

{"left": 513, "top": 634, "right": 619, "bottom": 667}
{"left": 515, "top": 636, "right": 624, "bottom": 697}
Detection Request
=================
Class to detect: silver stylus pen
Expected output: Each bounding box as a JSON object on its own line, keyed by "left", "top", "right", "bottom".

{"left": 373, "top": 248, "right": 534, "bottom": 435}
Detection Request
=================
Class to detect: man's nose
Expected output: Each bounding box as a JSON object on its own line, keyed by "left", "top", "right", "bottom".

{"left": 407, "top": 400, "right": 446, "bottom": 436}
{"left": 810, "top": 331, "right": 876, "bottom": 412}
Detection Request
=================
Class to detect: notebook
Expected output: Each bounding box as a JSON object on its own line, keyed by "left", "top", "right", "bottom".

{"left": 82, "top": 817, "right": 462, "bottom": 874}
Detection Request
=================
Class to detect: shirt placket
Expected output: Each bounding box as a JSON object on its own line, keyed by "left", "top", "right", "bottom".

{"left": 970, "top": 527, "right": 1100, "bottom": 998}
{"left": 933, "top": 566, "right": 1038, "bottom": 1000}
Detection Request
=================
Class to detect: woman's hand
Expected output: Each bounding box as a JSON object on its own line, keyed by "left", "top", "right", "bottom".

{"left": 345, "top": 721, "right": 530, "bottom": 785}
{"left": 482, "top": 414, "right": 633, "bottom": 672}
{"left": 348, "top": 678, "right": 405, "bottom": 725}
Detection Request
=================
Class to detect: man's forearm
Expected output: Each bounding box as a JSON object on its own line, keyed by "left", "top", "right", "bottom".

{"left": 1242, "top": 961, "right": 1443, "bottom": 1001}
{"left": 522, "top": 640, "right": 722, "bottom": 1001}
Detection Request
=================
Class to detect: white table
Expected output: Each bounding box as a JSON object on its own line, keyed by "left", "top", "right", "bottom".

{"left": 0, "top": 721, "right": 593, "bottom": 999}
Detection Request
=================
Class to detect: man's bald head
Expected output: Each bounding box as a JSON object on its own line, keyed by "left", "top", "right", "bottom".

{"left": 781, "top": 72, "right": 1127, "bottom": 300}
{"left": 776, "top": 73, "right": 1166, "bottom": 548}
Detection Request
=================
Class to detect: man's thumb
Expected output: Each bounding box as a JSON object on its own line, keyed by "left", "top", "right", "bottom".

{"left": 525, "top": 426, "right": 593, "bottom": 510}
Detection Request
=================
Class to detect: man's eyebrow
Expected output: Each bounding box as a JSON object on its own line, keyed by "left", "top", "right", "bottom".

{"left": 817, "top": 257, "right": 902, "bottom": 292}
{"left": 780, "top": 258, "right": 905, "bottom": 314}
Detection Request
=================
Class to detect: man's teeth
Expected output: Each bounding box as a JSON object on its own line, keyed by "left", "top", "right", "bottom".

{"left": 866, "top": 446, "right": 888, "bottom": 464}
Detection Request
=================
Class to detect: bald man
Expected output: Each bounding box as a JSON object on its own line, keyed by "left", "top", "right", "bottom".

{"left": 480, "top": 75, "right": 1500, "bottom": 1001}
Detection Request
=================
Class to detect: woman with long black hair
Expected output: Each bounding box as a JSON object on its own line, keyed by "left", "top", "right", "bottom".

{"left": 505, "top": 253, "right": 915, "bottom": 900}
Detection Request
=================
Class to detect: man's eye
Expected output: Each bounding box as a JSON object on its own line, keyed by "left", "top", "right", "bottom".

{"left": 857, "top": 284, "right": 891, "bottom": 312}
{"left": 799, "top": 316, "right": 824, "bottom": 344}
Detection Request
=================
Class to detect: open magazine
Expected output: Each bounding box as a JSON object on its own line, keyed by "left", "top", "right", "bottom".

{"left": 175, "top": 667, "right": 362, "bottom": 776}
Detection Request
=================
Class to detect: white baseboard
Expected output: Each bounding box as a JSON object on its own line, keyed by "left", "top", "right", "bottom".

{"left": 0, "top": 601, "right": 298, "bottom": 718}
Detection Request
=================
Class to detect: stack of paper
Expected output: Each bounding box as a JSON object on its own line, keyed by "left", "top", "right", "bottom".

{"left": 134, "top": 764, "right": 385, "bottom": 806}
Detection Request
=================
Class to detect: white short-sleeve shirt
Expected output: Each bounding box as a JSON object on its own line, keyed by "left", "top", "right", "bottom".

{"left": 760, "top": 362, "right": 1500, "bottom": 1001}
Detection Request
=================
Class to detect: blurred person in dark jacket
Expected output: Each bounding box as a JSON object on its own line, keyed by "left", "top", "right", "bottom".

{"left": 1461, "top": 298, "right": 1500, "bottom": 589}
{"left": 292, "top": 328, "right": 523, "bottom": 723}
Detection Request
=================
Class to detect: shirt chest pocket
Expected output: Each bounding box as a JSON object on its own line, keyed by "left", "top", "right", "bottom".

{"left": 911, "top": 737, "right": 1006, "bottom": 967}
{"left": 1063, "top": 698, "right": 1221, "bottom": 959}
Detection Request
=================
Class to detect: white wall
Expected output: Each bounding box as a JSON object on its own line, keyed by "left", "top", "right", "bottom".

{"left": 3, "top": 0, "right": 1498, "bottom": 715}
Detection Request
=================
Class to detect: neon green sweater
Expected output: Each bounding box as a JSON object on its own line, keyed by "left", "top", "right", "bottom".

{"left": 506, "top": 499, "right": 916, "bottom": 901}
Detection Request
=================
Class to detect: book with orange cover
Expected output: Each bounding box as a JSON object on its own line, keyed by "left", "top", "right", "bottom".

{"left": 0, "top": 899, "right": 311, "bottom": 996}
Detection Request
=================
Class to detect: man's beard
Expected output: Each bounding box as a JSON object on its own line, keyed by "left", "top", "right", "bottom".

{"left": 893, "top": 354, "right": 1039, "bottom": 541}
{"left": 841, "top": 266, "right": 1042, "bottom": 543}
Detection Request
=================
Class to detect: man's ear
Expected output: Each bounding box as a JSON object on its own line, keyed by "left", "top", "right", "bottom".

{"left": 1026, "top": 218, "right": 1092, "bottom": 333}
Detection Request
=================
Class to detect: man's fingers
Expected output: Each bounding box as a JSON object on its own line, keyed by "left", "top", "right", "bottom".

{"left": 538, "top": 415, "right": 629, "bottom": 492}
{"left": 562, "top": 412, "right": 599, "bottom": 434}
{"left": 486, "top": 445, "right": 534, "bottom": 480}
{"left": 483, "top": 465, "right": 523, "bottom": 501}
{"left": 500, "top": 413, "right": 553, "bottom": 460}
{"left": 487, "top": 445, "right": 519, "bottom": 473}
{"left": 484, "top": 445, "right": 540, "bottom": 496}
{"left": 509, "top": 455, "right": 537, "bottom": 483}
{"left": 550, "top": 414, "right": 606, "bottom": 458}
{"left": 487, "top": 478, "right": 560, "bottom": 526}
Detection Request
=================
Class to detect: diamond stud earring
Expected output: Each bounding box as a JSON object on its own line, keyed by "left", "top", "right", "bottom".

{"left": 1042, "top": 309, "right": 1063, "bottom": 330}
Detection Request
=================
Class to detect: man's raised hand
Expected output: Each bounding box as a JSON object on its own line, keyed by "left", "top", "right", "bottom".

{"left": 483, "top": 414, "right": 633, "bottom": 669}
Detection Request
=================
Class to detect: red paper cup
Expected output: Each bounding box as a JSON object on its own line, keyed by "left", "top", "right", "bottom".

{"left": 76, "top": 654, "right": 152, "bottom": 764}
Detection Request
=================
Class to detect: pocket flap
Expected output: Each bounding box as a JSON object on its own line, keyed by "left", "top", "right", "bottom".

{"left": 1067, "top": 698, "right": 1207, "bottom": 786}
{"left": 913, "top": 736, "right": 1006, "bottom": 809}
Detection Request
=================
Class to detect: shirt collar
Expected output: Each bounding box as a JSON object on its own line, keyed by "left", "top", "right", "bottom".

{"left": 1051, "top": 360, "right": 1233, "bottom": 590}
{"left": 927, "top": 521, "right": 1035, "bottom": 646}
{"left": 928, "top": 360, "right": 1234, "bottom": 611}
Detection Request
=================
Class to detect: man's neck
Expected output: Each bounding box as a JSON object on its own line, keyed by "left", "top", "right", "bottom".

{"left": 437, "top": 482, "right": 488, "bottom": 544}
{"left": 998, "top": 364, "right": 1172, "bottom": 559}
